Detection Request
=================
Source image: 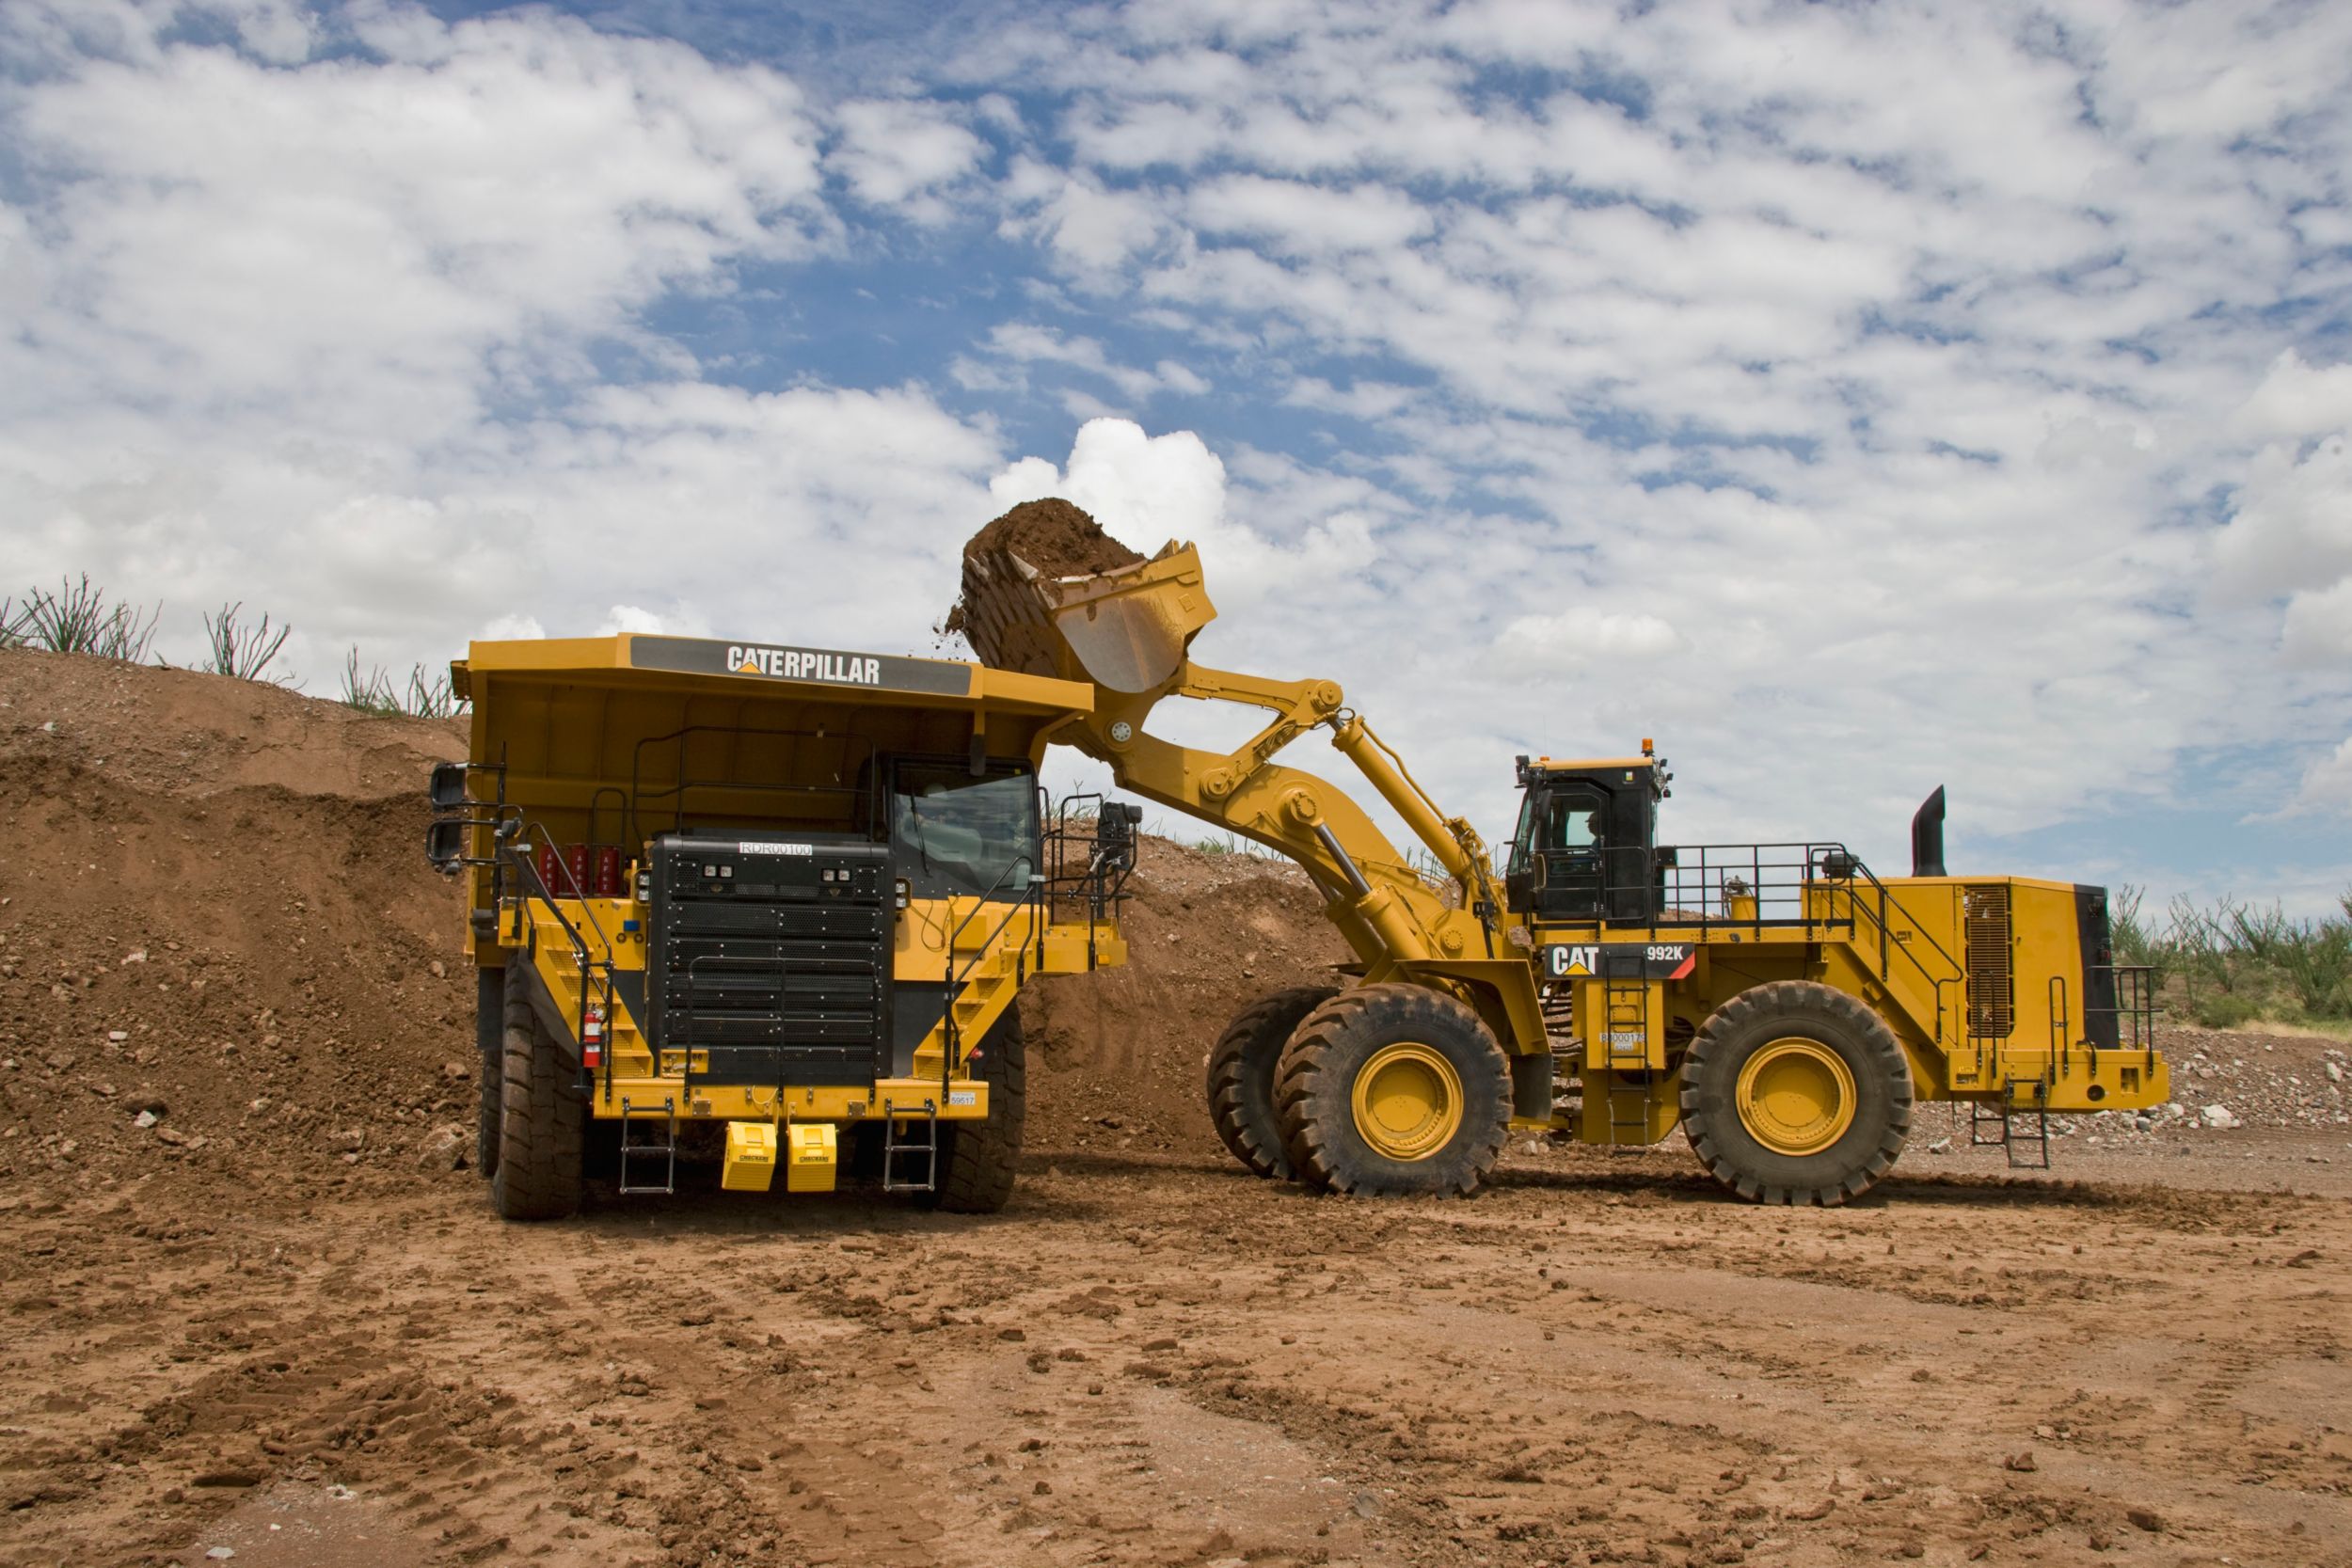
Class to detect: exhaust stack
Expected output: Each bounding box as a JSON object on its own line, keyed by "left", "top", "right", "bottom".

{"left": 1911, "top": 785, "right": 1947, "bottom": 878}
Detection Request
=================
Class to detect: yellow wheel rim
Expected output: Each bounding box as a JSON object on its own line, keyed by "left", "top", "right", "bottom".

{"left": 1736, "top": 1037, "right": 1856, "bottom": 1156}
{"left": 1352, "top": 1041, "right": 1464, "bottom": 1162}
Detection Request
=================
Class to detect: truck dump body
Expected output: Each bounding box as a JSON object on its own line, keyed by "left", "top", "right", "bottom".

{"left": 430, "top": 633, "right": 1134, "bottom": 1216}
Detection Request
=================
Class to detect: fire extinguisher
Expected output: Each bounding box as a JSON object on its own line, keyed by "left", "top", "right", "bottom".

{"left": 595, "top": 845, "right": 622, "bottom": 897}
{"left": 581, "top": 1000, "right": 605, "bottom": 1070}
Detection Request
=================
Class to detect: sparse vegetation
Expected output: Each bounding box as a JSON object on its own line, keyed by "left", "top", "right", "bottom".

{"left": 199, "top": 602, "right": 292, "bottom": 682}
{"left": 2118, "top": 884, "right": 2352, "bottom": 1029}
{"left": 341, "top": 648, "right": 466, "bottom": 719}
{"left": 3, "top": 575, "right": 159, "bottom": 660}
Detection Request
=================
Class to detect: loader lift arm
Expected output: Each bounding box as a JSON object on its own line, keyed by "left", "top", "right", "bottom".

{"left": 958, "top": 540, "right": 1547, "bottom": 1060}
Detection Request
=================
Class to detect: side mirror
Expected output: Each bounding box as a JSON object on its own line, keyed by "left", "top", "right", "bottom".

{"left": 426, "top": 818, "right": 467, "bottom": 872}
{"left": 428, "top": 761, "right": 469, "bottom": 808}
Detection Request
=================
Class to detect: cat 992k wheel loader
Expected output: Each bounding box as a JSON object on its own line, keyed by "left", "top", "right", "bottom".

{"left": 424, "top": 634, "right": 1137, "bottom": 1220}
{"left": 957, "top": 535, "right": 2170, "bottom": 1207}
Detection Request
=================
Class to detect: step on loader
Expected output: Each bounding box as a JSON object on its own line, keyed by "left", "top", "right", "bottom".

{"left": 957, "top": 533, "right": 2169, "bottom": 1206}
{"left": 424, "top": 634, "right": 1136, "bottom": 1220}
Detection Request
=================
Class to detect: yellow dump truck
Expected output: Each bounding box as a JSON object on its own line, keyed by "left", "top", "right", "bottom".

{"left": 425, "top": 634, "right": 1135, "bottom": 1219}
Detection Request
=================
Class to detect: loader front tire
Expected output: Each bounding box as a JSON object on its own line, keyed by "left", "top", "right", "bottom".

{"left": 491, "top": 962, "right": 585, "bottom": 1221}
{"left": 930, "top": 1011, "right": 1026, "bottom": 1214}
{"left": 1680, "top": 980, "right": 1912, "bottom": 1207}
{"left": 1207, "top": 985, "right": 1337, "bottom": 1180}
{"left": 1274, "top": 984, "right": 1511, "bottom": 1197}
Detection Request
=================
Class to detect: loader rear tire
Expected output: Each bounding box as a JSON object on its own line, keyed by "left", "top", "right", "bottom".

{"left": 1680, "top": 980, "right": 1912, "bottom": 1207}
{"left": 491, "top": 962, "right": 585, "bottom": 1221}
{"left": 474, "top": 966, "right": 503, "bottom": 1181}
{"left": 930, "top": 1012, "right": 1026, "bottom": 1214}
{"left": 1207, "top": 985, "right": 1337, "bottom": 1180}
{"left": 1274, "top": 984, "right": 1510, "bottom": 1197}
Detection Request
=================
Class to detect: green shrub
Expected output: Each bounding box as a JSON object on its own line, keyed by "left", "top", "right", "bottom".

{"left": 199, "top": 602, "right": 292, "bottom": 682}
{"left": 5, "top": 576, "right": 158, "bottom": 660}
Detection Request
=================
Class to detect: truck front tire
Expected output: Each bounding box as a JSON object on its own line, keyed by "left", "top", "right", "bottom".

{"left": 491, "top": 961, "right": 586, "bottom": 1221}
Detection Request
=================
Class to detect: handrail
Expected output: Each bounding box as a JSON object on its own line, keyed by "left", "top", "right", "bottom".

{"left": 499, "top": 823, "right": 621, "bottom": 1065}
{"left": 936, "top": 852, "right": 1045, "bottom": 1093}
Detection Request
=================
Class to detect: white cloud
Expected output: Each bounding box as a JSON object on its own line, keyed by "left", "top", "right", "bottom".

{"left": 2281, "top": 737, "right": 2352, "bottom": 820}
{"left": 828, "top": 98, "right": 985, "bottom": 225}
{"left": 1492, "top": 610, "right": 1683, "bottom": 674}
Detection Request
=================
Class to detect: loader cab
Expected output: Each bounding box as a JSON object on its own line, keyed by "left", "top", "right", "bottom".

{"left": 1504, "top": 750, "right": 1670, "bottom": 927}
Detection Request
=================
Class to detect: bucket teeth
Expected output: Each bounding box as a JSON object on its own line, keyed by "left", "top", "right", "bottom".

{"left": 959, "top": 549, "right": 1062, "bottom": 677}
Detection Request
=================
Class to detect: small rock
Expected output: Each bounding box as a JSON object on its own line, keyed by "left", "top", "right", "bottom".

{"left": 205, "top": 1550, "right": 234, "bottom": 1561}
{"left": 429, "top": 959, "right": 447, "bottom": 978}
{"left": 1350, "top": 1489, "right": 1381, "bottom": 1518}
{"left": 106, "top": 1030, "right": 129, "bottom": 1042}
{"left": 133, "top": 1110, "right": 159, "bottom": 1130}
{"left": 416, "top": 1125, "right": 467, "bottom": 1171}
{"left": 2126, "top": 1508, "right": 2165, "bottom": 1533}
{"left": 2201, "top": 1104, "right": 2239, "bottom": 1130}
{"left": 2004, "top": 1451, "right": 2038, "bottom": 1473}
{"left": 2328, "top": 1062, "right": 2344, "bottom": 1085}
{"left": 1927, "top": 1138, "right": 1950, "bottom": 1155}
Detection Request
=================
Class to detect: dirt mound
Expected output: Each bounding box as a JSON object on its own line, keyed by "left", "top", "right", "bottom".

{"left": 0, "top": 649, "right": 472, "bottom": 1192}
{"left": 1023, "top": 847, "right": 1350, "bottom": 1156}
{"left": 942, "top": 496, "right": 1144, "bottom": 641}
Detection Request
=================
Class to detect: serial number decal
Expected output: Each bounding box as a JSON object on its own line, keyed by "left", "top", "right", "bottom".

{"left": 1544, "top": 942, "right": 1696, "bottom": 980}
{"left": 948, "top": 1089, "right": 978, "bottom": 1107}
{"left": 738, "top": 841, "right": 815, "bottom": 856}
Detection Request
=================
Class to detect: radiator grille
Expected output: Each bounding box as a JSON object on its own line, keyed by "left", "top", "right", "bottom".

{"left": 1963, "top": 884, "right": 2014, "bottom": 1039}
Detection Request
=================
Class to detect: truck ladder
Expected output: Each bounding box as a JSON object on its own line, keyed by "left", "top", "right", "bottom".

{"left": 618, "top": 1096, "right": 678, "bottom": 1196}
{"left": 881, "top": 1099, "right": 940, "bottom": 1194}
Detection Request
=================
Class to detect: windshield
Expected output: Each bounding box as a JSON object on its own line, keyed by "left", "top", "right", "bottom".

{"left": 1508, "top": 786, "right": 1603, "bottom": 877}
{"left": 890, "top": 762, "right": 1040, "bottom": 900}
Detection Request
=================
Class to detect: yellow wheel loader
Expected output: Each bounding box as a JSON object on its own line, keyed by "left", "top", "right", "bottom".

{"left": 424, "top": 635, "right": 1135, "bottom": 1219}
{"left": 959, "top": 538, "right": 2169, "bottom": 1206}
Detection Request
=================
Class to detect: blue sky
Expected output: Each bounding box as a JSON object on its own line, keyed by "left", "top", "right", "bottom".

{"left": 2, "top": 0, "right": 2348, "bottom": 913}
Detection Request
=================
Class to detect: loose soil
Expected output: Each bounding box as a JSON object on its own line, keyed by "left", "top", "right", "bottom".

{"left": 941, "top": 497, "right": 1142, "bottom": 646}
{"left": 4, "top": 648, "right": 2350, "bottom": 1568}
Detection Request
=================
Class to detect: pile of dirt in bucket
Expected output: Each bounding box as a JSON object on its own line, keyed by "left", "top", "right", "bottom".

{"left": 942, "top": 497, "right": 1146, "bottom": 657}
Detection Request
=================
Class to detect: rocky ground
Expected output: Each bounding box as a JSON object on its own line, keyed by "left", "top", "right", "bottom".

{"left": 2, "top": 648, "right": 2348, "bottom": 1568}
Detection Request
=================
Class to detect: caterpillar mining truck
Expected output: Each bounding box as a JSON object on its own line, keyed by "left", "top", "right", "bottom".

{"left": 424, "top": 634, "right": 1136, "bottom": 1219}
{"left": 959, "top": 536, "right": 2171, "bottom": 1206}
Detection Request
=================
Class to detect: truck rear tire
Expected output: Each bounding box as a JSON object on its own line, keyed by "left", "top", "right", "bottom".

{"left": 474, "top": 966, "right": 502, "bottom": 1181}
{"left": 931, "top": 1012, "right": 1026, "bottom": 1214}
{"left": 491, "top": 962, "right": 585, "bottom": 1221}
{"left": 1207, "top": 985, "right": 1337, "bottom": 1180}
{"left": 1273, "top": 984, "right": 1511, "bottom": 1197}
{"left": 1680, "top": 980, "right": 1912, "bottom": 1207}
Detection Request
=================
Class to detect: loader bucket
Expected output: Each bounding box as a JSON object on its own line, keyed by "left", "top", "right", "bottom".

{"left": 960, "top": 543, "right": 1217, "bottom": 694}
